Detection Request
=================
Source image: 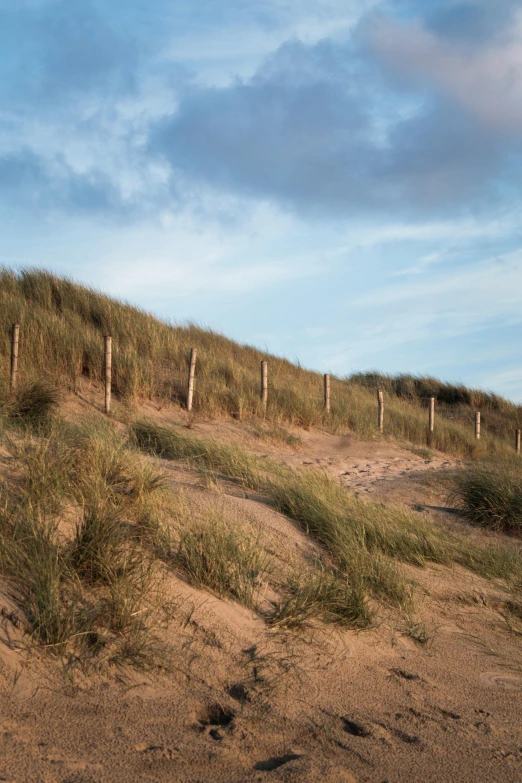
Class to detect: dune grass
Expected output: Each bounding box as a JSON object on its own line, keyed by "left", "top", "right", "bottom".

{"left": 0, "top": 377, "right": 61, "bottom": 432}
{"left": 176, "top": 506, "right": 271, "bottom": 609}
{"left": 1, "top": 409, "right": 520, "bottom": 657}
{"left": 351, "top": 371, "right": 515, "bottom": 413}
{"left": 0, "top": 417, "right": 170, "bottom": 662}
{"left": 132, "top": 422, "right": 522, "bottom": 630}
{"left": 247, "top": 421, "right": 302, "bottom": 448}
{"left": 449, "top": 461, "right": 522, "bottom": 536}
{"left": 270, "top": 563, "right": 372, "bottom": 630}
{"left": 132, "top": 420, "right": 263, "bottom": 489}
{"left": 1, "top": 267, "right": 520, "bottom": 459}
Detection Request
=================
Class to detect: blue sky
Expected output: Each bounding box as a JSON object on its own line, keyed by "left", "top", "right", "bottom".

{"left": 1, "top": 0, "right": 522, "bottom": 400}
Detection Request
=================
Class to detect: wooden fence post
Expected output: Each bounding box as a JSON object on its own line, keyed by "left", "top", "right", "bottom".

{"left": 324, "top": 373, "right": 331, "bottom": 413}
{"left": 475, "top": 412, "right": 481, "bottom": 441}
{"left": 377, "top": 389, "right": 384, "bottom": 433}
{"left": 187, "top": 348, "right": 197, "bottom": 412}
{"left": 104, "top": 336, "right": 112, "bottom": 415}
{"left": 10, "top": 324, "right": 19, "bottom": 392}
{"left": 516, "top": 428, "right": 521, "bottom": 455}
{"left": 428, "top": 397, "right": 435, "bottom": 433}
{"left": 261, "top": 360, "right": 268, "bottom": 413}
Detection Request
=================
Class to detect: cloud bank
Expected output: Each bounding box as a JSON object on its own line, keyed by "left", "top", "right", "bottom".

{"left": 1, "top": 0, "right": 521, "bottom": 224}
{"left": 149, "top": 1, "right": 522, "bottom": 220}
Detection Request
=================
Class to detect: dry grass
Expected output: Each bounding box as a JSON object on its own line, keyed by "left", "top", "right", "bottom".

{"left": 0, "top": 416, "right": 171, "bottom": 664}
{"left": 0, "top": 377, "right": 60, "bottom": 432}
{"left": 175, "top": 505, "right": 271, "bottom": 609}
{"left": 449, "top": 460, "right": 522, "bottom": 535}
{"left": 1, "top": 267, "right": 520, "bottom": 459}
{"left": 133, "top": 422, "right": 522, "bottom": 629}
{"left": 270, "top": 563, "right": 372, "bottom": 630}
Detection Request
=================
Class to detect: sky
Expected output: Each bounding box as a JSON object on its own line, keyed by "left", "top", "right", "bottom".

{"left": 1, "top": 0, "right": 522, "bottom": 400}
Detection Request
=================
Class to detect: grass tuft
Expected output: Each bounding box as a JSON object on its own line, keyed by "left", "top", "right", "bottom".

{"left": 176, "top": 506, "right": 270, "bottom": 609}
{"left": 132, "top": 420, "right": 262, "bottom": 489}
{"left": 271, "top": 563, "right": 372, "bottom": 629}
{"left": 0, "top": 416, "right": 170, "bottom": 662}
{"left": 0, "top": 378, "right": 61, "bottom": 432}
{"left": 449, "top": 461, "right": 522, "bottom": 535}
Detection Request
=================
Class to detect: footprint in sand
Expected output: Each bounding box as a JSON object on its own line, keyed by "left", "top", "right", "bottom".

{"left": 134, "top": 742, "right": 179, "bottom": 760}
{"left": 342, "top": 718, "right": 371, "bottom": 737}
{"left": 44, "top": 752, "right": 103, "bottom": 774}
{"left": 390, "top": 668, "right": 421, "bottom": 682}
{"left": 254, "top": 753, "right": 302, "bottom": 771}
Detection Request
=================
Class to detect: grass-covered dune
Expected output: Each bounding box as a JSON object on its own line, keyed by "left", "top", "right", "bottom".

{"left": 1, "top": 267, "right": 521, "bottom": 459}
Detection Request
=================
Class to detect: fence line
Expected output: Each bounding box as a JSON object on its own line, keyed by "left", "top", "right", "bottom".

{"left": 4, "top": 326, "right": 522, "bottom": 451}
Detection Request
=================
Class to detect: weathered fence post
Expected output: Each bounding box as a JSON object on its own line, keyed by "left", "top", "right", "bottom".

{"left": 187, "top": 348, "right": 197, "bottom": 412}
{"left": 104, "top": 336, "right": 112, "bottom": 415}
{"left": 428, "top": 397, "right": 435, "bottom": 433}
{"left": 10, "top": 324, "right": 19, "bottom": 392}
{"left": 377, "top": 389, "right": 384, "bottom": 433}
{"left": 516, "top": 428, "right": 521, "bottom": 455}
{"left": 324, "top": 373, "right": 331, "bottom": 413}
{"left": 261, "top": 360, "right": 268, "bottom": 413}
{"left": 475, "top": 411, "right": 481, "bottom": 441}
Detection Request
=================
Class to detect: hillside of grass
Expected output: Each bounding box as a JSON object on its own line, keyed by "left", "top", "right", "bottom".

{"left": 1, "top": 267, "right": 521, "bottom": 459}
{"left": 3, "top": 268, "right": 522, "bottom": 783}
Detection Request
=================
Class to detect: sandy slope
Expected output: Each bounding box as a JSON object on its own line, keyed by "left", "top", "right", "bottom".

{"left": 1, "top": 405, "right": 521, "bottom": 783}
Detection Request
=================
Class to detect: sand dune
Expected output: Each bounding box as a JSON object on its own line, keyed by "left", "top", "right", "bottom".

{"left": 1, "top": 403, "right": 521, "bottom": 783}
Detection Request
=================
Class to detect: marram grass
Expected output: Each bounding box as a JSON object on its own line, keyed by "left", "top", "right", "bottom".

{"left": 1, "top": 267, "right": 520, "bottom": 459}
{"left": 132, "top": 422, "right": 522, "bottom": 623}
{"left": 449, "top": 461, "right": 522, "bottom": 536}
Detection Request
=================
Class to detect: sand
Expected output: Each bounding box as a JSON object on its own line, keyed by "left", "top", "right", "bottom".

{"left": 1, "top": 404, "right": 521, "bottom": 783}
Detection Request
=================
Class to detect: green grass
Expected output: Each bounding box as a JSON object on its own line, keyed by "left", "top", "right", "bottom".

{"left": 0, "top": 377, "right": 61, "bottom": 432}
{"left": 0, "top": 509, "right": 79, "bottom": 646}
{"left": 0, "top": 417, "right": 170, "bottom": 661}
{"left": 175, "top": 506, "right": 271, "bottom": 609}
{"left": 270, "top": 563, "right": 372, "bottom": 629}
{"left": 133, "top": 422, "right": 522, "bottom": 627}
{"left": 1, "top": 267, "right": 520, "bottom": 459}
{"left": 132, "top": 420, "right": 263, "bottom": 489}
{"left": 449, "top": 461, "right": 522, "bottom": 535}
{"left": 248, "top": 421, "right": 302, "bottom": 448}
